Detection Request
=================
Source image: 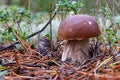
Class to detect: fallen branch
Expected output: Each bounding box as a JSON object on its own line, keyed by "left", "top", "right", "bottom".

{"left": 0, "top": 10, "right": 57, "bottom": 52}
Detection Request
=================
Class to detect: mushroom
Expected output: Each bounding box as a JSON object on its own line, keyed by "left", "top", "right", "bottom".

{"left": 58, "top": 14, "right": 101, "bottom": 63}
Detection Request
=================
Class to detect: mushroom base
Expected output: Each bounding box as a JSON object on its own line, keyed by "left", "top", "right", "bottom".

{"left": 61, "top": 39, "right": 89, "bottom": 63}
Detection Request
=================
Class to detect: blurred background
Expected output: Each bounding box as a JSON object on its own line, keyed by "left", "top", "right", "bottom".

{"left": 0, "top": 0, "right": 120, "bottom": 45}
{"left": 0, "top": 0, "right": 57, "bottom": 12}
{"left": 0, "top": 0, "right": 120, "bottom": 13}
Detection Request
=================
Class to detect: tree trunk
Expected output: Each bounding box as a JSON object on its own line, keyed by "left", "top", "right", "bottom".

{"left": 4, "top": 0, "right": 11, "bottom": 5}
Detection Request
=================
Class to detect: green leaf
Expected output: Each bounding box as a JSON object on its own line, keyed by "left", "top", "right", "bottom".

{"left": 11, "top": 5, "right": 17, "bottom": 12}
{"left": 0, "top": 10, "right": 2, "bottom": 14}
{"left": 7, "top": 33, "right": 11, "bottom": 41}
{"left": 0, "top": 65, "right": 4, "bottom": 71}
{"left": 8, "top": 28, "right": 13, "bottom": 33}
{"left": 61, "top": 0, "right": 68, "bottom": 3}
{"left": 0, "top": 70, "right": 8, "bottom": 76}
{"left": 45, "top": 34, "right": 50, "bottom": 39}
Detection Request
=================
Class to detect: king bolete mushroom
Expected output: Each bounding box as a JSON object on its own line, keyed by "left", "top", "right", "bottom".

{"left": 58, "top": 14, "right": 101, "bottom": 63}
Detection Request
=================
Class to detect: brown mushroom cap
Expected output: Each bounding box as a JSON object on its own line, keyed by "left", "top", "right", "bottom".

{"left": 58, "top": 14, "right": 101, "bottom": 40}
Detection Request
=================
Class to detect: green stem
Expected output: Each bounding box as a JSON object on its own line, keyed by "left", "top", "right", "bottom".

{"left": 28, "top": 0, "right": 31, "bottom": 13}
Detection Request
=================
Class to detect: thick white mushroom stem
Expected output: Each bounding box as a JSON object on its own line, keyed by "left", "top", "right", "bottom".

{"left": 61, "top": 39, "right": 89, "bottom": 63}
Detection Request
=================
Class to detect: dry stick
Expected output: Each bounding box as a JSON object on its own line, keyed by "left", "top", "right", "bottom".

{"left": 0, "top": 10, "right": 57, "bottom": 52}
{"left": 78, "top": 71, "right": 120, "bottom": 79}
{"left": 114, "top": 1, "right": 120, "bottom": 13}
{"left": 78, "top": 70, "right": 93, "bottom": 80}
{"left": 53, "top": 74, "right": 59, "bottom": 80}
{"left": 50, "top": 0, "right": 53, "bottom": 49}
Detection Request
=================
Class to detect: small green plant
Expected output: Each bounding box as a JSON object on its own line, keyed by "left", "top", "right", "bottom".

{"left": 0, "top": 6, "right": 32, "bottom": 44}
{"left": 106, "top": 28, "right": 115, "bottom": 45}
{"left": 57, "top": 0, "right": 84, "bottom": 14}
{"left": 98, "top": 7, "right": 112, "bottom": 19}
{"left": 97, "top": 4, "right": 120, "bottom": 48}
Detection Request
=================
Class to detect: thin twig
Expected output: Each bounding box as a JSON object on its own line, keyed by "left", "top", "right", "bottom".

{"left": 0, "top": 9, "right": 57, "bottom": 52}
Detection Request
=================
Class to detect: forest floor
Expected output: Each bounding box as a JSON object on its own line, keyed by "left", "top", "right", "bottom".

{"left": 0, "top": 37, "right": 120, "bottom": 80}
